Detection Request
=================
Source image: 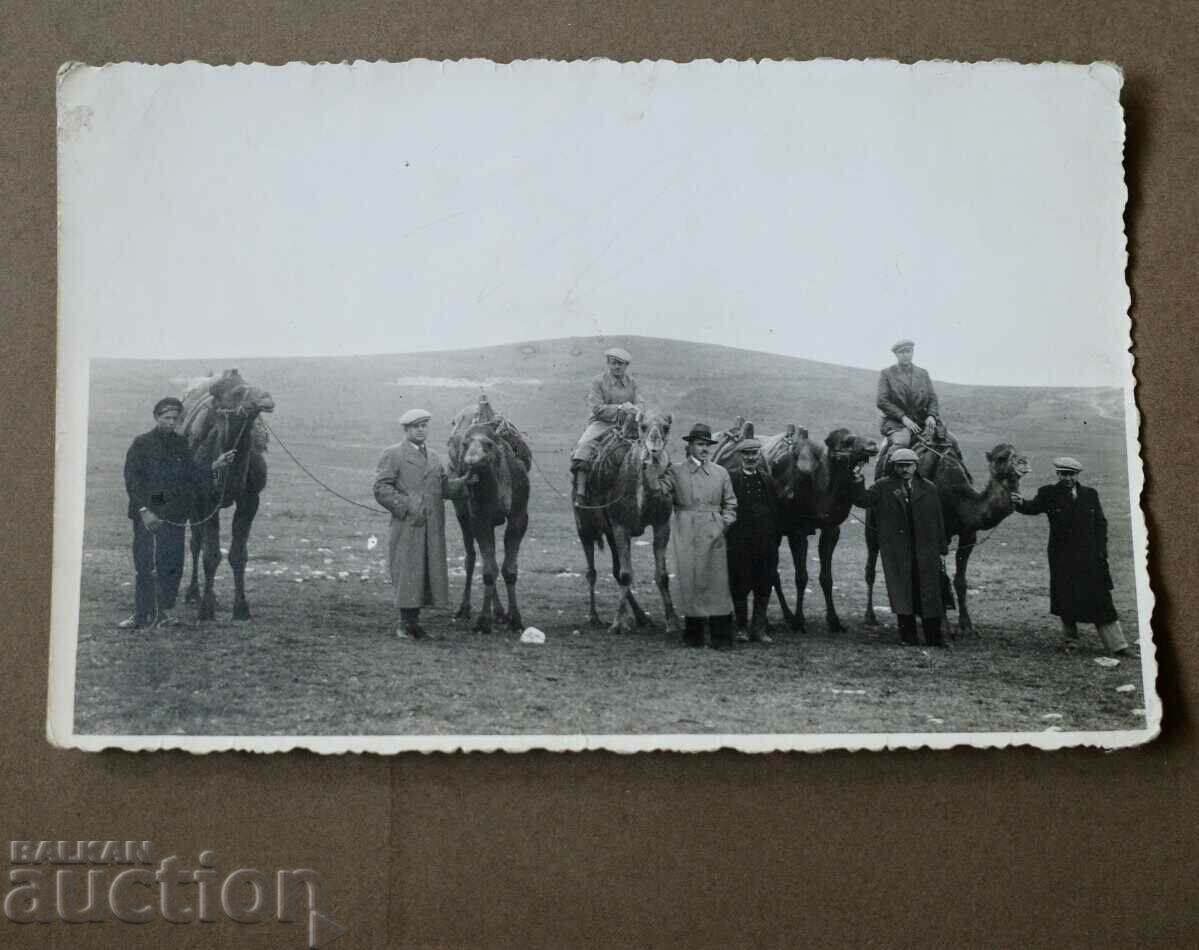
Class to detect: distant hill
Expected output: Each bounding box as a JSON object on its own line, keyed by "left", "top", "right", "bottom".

{"left": 89, "top": 335, "right": 1125, "bottom": 459}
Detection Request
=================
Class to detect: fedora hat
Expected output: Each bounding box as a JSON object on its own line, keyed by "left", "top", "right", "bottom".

{"left": 682, "top": 423, "right": 716, "bottom": 444}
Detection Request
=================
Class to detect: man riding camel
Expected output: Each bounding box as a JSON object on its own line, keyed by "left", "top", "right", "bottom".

{"left": 571, "top": 346, "right": 643, "bottom": 502}
{"left": 877, "top": 338, "right": 959, "bottom": 468}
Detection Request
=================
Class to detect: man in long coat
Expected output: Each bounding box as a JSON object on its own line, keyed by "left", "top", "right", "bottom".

{"left": 723, "top": 438, "right": 780, "bottom": 643}
{"left": 656, "top": 423, "right": 739, "bottom": 649}
{"left": 1013, "top": 457, "right": 1132, "bottom": 655}
{"left": 570, "top": 347, "right": 642, "bottom": 501}
{"left": 121, "top": 396, "right": 234, "bottom": 629}
{"left": 374, "top": 408, "right": 459, "bottom": 640}
{"left": 851, "top": 448, "right": 949, "bottom": 646}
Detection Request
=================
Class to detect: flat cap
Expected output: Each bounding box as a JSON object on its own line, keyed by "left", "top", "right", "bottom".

{"left": 736, "top": 438, "right": 763, "bottom": 451}
{"left": 399, "top": 408, "right": 432, "bottom": 426}
{"left": 891, "top": 448, "right": 919, "bottom": 464}
{"left": 1053, "top": 456, "right": 1083, "bottom": 473}
{"left": 603, "top": 347, "right": 632, "bottom": 364}
{"left": 891, "top": 339, "right": 915, "bottom": 352}
{"left": 153, "top": 396, "right": 184, "bottom": 416}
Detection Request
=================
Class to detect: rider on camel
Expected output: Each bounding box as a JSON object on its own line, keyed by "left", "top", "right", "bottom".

{"left": 571, "top": 347, "right": 642, "bottom": 501}
{"left": 877, "top": 338, "right": 959, "bottom": 468}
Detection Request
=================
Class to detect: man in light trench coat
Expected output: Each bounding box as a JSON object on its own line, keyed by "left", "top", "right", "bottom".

{"left": 373, "top": 408, "right": 464, "bottom": 640}
{"left": 654, "top": 423, "right": 739, "bottom": 649}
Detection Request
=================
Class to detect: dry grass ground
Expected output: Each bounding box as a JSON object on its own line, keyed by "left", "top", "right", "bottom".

{"left": 69, "top": 338, "right": 1149, "bottom": 738}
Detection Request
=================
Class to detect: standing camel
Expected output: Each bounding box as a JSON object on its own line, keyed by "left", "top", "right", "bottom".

{"left": 574, "top": 407, "right": 677, "bottom": 635}
{"left": 180, "top": 369, "right": 275, "bottom": 621}
{"left": 864, "top": 440, "right": 1029, "bottom": 636}
{"left": 718, "top": 421, "right": 879, "bottom": 633}
{"left": 446, "top": 396, "right": 531, "bottom": 634}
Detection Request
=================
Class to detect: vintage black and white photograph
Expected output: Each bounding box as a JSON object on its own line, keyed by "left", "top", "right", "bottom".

{"left": 50, "top": 59, "right": 1156, "bottom": 751}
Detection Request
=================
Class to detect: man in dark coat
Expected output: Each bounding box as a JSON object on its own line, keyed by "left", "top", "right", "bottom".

{"left": 121, "top": 396, "right": 234, "bottom": 629}
{"left": 723, "top": 438, "right": 780, "bottom": 643}
{"left": 1012, "top": 457, "right": 1132, "bottom": 655}
{"left": 851, "top": 448, "right": 949, "bottom": 646}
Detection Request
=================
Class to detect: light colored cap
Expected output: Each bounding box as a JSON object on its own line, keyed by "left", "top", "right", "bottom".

{"left": 891, "top": 338, "right": 915, "bottom": 352}
{"left": 1053, "top": 456, "right": 1083, "bottom": 473}
{"left": 891, "top": 448, "right": 919, "bottom": 464}
{"left": 399, "top": 408, "right": 432, "bottom": 427}
{"left": 736, "top": 438, "right": 763, "bottom": 452}
{"left": 603, "top": 347, "right": 632, "bottom": 364}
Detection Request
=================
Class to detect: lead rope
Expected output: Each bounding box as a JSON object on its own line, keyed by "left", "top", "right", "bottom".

{"left": 258, "top": 417, "right": 389, "bottom": 514}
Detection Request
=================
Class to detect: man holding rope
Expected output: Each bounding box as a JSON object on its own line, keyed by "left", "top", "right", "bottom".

{"left": 120, "top": 396, "right": 235, "bottom": 629}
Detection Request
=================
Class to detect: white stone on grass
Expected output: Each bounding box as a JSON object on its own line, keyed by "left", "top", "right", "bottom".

{"left": 519, "top": 628, "right": 546, "bottom": 644}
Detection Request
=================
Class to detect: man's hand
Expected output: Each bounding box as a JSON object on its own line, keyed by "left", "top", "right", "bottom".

{"left": 902, "top": 416, "right": 921, "bottom": 433}
{"left": 212, "top": 449, "right": 237, "bottom": 471}
{"left": 618, "top": 402, "right": 636, "bottom": 412}
{"left": 1009, "top": 491, "right": 1024, "bottom": 506}
{"left": 139, "top": 508, "right": 161, "bottom": 532}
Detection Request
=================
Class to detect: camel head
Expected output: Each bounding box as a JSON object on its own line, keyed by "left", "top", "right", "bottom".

{"left": 460, "top": 426, "right": 500, "bottom": 471}
{"left": 210, "top": 369, "right": 275, "bottom": 418}
{"left": 984, "top": 443, "right": 1030, "bottom": 488}
{"left": 824, "top": 428, "right": 880, "bottom": 470}
{"left": 635, "top": 407, "right": 672, "bottom": 466}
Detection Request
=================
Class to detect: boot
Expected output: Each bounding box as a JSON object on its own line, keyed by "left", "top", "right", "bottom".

{"left": 683, "top": 617, "right": 705, "bottom": 648}
{"left": 897, "top": 614, "right": 919, "bottom": 645}
{"left": 923, "top": 616, "right": 947, "bottom": 648}
{"left": 397, "top": 608, "right": 426, "bottom": 640}
{"left": 749, "top": 592, "right": 773, "bottom": 643}
{"left": 709, "top": 614, "right": 735, "bottom": 651}
{"left": 733, "top": 597, "right": 750, "bottom": 642}
{"left": 571, "top": 461, "right": 588, "bottom": 503}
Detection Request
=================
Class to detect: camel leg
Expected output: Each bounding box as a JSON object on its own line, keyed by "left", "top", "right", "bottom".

{"left": 787, "top": 532, "right": 810, "bottom": 633}
{"left": 653, "top": 519, "right": 679, "bottom": 634}
{"left": 184, "top": 520, "right": 203, "bottom": 605}
{"left": 229, "top": 493, "right": 259, "bottom": 621}
{"left": 954, "top": 534, "right": 977, "bottom": 638}
{"left": 501, "top": 512, "right": 527, "bottom": 632}
{"left": 579, "top": 527, "right": 604, "bottom": 629}
{"left": 864, "top": 513, "right": 880, "bottom": 627}
{"left": 608, "top": 526, "right": 636, "bottom": 635}
{"left": 817, "top": 525, "right": 844, "bottom": 633}
{"left": 198, "top": 513, "right": 222, "bottom": 621}
{"left": 473, "top": 524, "right": 498, "bottom": 635}
{"left": 772, "top": 533, "right": 796, "bottom": 629}
{"left": 455, "top": 511, "right": 475, "bottom": 620}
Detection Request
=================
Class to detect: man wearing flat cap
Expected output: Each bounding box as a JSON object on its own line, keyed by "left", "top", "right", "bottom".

{"left": 570, "top": 346, "right": 643, "bottom": 502}
{"left": 851, "top": 447, "right": 950, "bottom": 647}
{"left": 652, "top": 423, "right": 739, "bottom": 649}
{"left": 722, "top": 438, "right": 781, "bottom": 643}
{"left": 877, "top": 339, "right": 948, "bottom": 454}
{"left": 120, "top": 396, "right": 235, "bottom": 629}
{"left": 374, "top": 408, "right": 464, "bottom": 640}
{"left": 1012, "top": 458, "right": 1133, "bottom": 656}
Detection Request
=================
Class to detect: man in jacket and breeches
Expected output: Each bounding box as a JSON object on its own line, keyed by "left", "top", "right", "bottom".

{"left": 571, "top": 347, "right": 641, "bottom": 502}
{"left": 724, "top": 438, "right": 780, "bottom": 643}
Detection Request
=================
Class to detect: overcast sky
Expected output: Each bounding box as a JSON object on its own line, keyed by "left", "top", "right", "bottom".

{"left": 58, "top": 59, "right": 1130, "bottom": 386}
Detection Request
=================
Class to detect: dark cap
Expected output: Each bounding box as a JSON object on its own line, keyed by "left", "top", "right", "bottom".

{"left": 153, "top": 397, "right": 184, "bottom": 416}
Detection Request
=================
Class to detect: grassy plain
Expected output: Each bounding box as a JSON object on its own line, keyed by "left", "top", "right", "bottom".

{"left": 70, "top": 336, "right": 1148, "bottom": 737}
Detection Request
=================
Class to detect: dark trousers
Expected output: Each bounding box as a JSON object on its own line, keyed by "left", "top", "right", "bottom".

{"left": 897, "top": 614, "right": 944, "bottom": 646}
{"left": 132, "top": 517, "right": 186, "bottom": 623}
{"left": 683, "top": 615, "right": 735, "bottom": 648}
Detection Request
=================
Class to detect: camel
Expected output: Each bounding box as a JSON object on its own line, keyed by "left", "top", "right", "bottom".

{"left": 446, "top": 395, "right": 531, "bottom": 634}
{"left": 864, "top": 439, "right": 1029, "bottom": 636}
{"left": 716, "top": 420, "right": 880, "bottom": 633}
{"left": 574, "top": 407, "right": 677, "bottom": 635}
{"left": 180, "top": 369, "right": 276, "bottom": 621}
